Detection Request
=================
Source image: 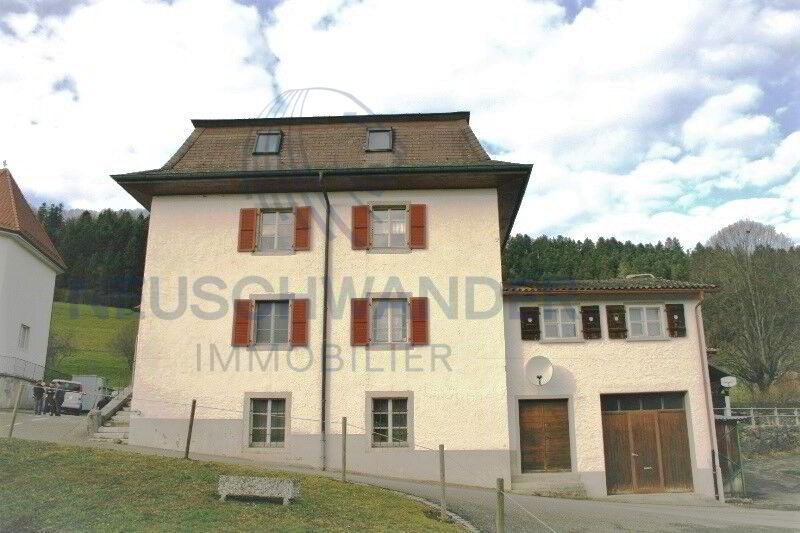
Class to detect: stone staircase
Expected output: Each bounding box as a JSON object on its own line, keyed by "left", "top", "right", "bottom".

{"left": 90, "top": 399, "right": 130, "bottom": 444}
{"left": 510, "top": 472, "right": 587, "bottom": 498}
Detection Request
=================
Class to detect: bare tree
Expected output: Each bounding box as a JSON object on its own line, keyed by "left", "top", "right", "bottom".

{"left": 46, "top": 329, "right": 77, "bottom": 369}
{"left": 111, "top": 320, "right": 139, "bottom": 370}
{"left": 706, "top": 220, "right": 795, "bottom": 252}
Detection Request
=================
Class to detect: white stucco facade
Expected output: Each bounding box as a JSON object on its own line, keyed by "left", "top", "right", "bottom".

{"left": 0, "top": 233, "right": 58, "bottom": 376}
{"left": 131, "top": 188, "right": 512, "bottom": 487}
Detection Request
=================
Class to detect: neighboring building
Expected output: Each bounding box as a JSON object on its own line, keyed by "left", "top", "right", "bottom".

{"left": 113, "top": 112, "right": 722, "bottom": 499}
{"left": 0, "top": 168, "right": 65, "bottom": 399}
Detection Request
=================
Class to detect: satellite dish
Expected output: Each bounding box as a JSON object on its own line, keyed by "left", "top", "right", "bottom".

{"left": 720, "top": 376, "right": 737, "bottom": 388}
{"left": 526, "top": 356, "right": 553, "bottom": 386}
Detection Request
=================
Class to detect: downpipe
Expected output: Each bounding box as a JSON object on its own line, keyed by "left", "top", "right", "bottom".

{"left": 695, "top": 292, "right": 724, "bottom": 502}
{"left": 319, "top": 171, "right": 331, "bottom": 471}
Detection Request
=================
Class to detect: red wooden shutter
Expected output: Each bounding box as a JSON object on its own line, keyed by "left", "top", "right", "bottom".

{"left": 232, "top": 299, "right": 253, "bottom": 346}
{"left": 410, "top": 297, "right": 429, "bottom": 345}
{"left": 291, "top": 299, "right": 309, "bottom": 346}
{"left": 294, "top": 206, "right": 311, "bottom": 251}
{"left": 581, "top": 306, "right": 602, "bottom": 340}
{"left": 351, "top": 298, "right": 369, "bottom": 346}
{"left": 352, "top": 205, "right": 370, "bottom": 250}
{"left": 408, "top": 204, "right": 426, "bottom": 249}
{"left": 237, "top": 208, "right": 258, "bottom": 252}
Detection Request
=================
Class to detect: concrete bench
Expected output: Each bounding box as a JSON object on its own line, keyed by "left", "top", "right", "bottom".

{"left": 218, "top": 475, "right": 299, "bottom": 505}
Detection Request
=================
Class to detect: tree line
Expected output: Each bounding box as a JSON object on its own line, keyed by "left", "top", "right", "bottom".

{"left": 36, "top": 205, "right": 799, "bottom": 401}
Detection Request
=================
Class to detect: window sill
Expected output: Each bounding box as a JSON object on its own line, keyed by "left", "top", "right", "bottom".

{"left": 367, "top": 247, "right": 411, "bottom": 254}
{"left": 248, "top": 344, "right": 293, "bottom": 351}
{"left": 539, "top": 338, "right": 585, "bottom": 344}
{"left": 371, "top": 443, "right": 409, "bottom": 448}
{"left": 252, "top": 249, "right": 295, "bottom": 256}
{"left": 624, "top": 336, "right": 670, "bottom": 342}
{"left": 367, "top": 343, "right": 411, "bottom": 352}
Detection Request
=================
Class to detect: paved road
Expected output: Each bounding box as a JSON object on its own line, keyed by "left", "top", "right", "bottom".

{"left": 3, "top": 410, "right": 799, "bottom": 532}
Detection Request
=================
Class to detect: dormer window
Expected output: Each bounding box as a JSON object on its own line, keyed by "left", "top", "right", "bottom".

{"left": 367, "top": 128, "right": 393, "bottom": 151}
{"left": 254, "top": 131, "right": 282, "bottom": 154}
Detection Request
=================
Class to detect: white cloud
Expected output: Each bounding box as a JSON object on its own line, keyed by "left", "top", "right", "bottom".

{"left": 1, "top": 0, "right": 799, "bottom": 246}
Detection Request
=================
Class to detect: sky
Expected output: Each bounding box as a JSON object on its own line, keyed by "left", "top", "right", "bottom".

{"left": 1, "top": 0, "right": 799, "bottom": 246}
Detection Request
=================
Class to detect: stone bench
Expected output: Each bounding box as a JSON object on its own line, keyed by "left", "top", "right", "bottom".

{"left": 218, "top": 475, "right": 299, "bottom": 505}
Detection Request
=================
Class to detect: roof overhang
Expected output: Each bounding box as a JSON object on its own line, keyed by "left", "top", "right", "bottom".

{"left": 113, "top": 163, "right": 532, "bottom": 247}
{"left": 503, "top": 287, "right": 721, "bottom": 298}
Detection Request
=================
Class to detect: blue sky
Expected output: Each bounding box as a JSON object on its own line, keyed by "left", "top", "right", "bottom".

{"left": 1, "top": 0, "right": 799, "bottom": 246}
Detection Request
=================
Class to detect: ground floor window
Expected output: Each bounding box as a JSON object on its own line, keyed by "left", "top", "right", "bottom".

{"left": 372, "top": 398, "right": 408, "bottom": 447}
{"left": 249, "top": 398, "right": 286, "bottom": 447}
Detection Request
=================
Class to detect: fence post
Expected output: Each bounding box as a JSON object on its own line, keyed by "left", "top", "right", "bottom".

{"left": 750, "top": 408, "right": 755, "bottom": 426}
{"left": 341, "top": 417, "right": 347, "bottom": 483}
{"left": 438, "top": 444, "right": 446, "bottom": 520}
{"left": 496, "top": 477, "right": 505, "bottom": 533}
{"left": 184, "top": 399, "right": 196, "bottom": 460}
{"left": 6, "top": 382, "right": 24, "bottom": 439}
{"left": 774, "top": 407, "right": 780, "bottom": 426}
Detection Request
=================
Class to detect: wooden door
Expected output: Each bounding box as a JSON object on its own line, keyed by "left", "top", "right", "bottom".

{"left": 629, "top": 412, "right": 663, "bottom": 492}
{"left": 519, "top": 399, "right": 571, "bottom": 473}
{"left": 601, "top": 393, "right": 693, "bottom": 494}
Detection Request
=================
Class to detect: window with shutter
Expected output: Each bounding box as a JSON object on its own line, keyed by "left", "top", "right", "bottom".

{"left": 520, "top": 307, "right": 541, "bottom": 340}
{"left": 408, "top": 204, "right": 426, "bottom": 249}
{"left": 606, "top": 305, "right": 627, "bottom": 339}
{"left": 581, "top": 306, "right": 602, "bottom": 340}
{"left": 666, "top": 304, "right": 687, "bottom": 338}
{"left": 294, "top": 206, "right": 311, "bottom": 251}
{"left": 352, "top": 206, "right": 370, "bottom": 250}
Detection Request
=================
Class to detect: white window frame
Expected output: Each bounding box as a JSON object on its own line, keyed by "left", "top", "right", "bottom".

{"left": 626, "top": 305, "right": 666, "bottom": 339}
{"left": 370, "top": 298, "right": 409, "bottom": 345}
{"left": 258, "top": 208, "right": 294, "bottom": 252}
{"left": 370, "top": 205, "right": 408, "bottom": 250}
{"left": 253, "top": 131, "right": 282, "bottom": 154}
{"left": 371, "top": 397, "right": 409, "bottom": 447}
{"left": 541, "top": 306, "right": 579, "bottom": 340}
{"left": 254, "top": 300, "right": 291, "bottom": 345}
{"left": 248, "top": 397, "right": 286, "bottom": 448}
{"left": 18, "top": 324, "right": 30, "bottom": 350}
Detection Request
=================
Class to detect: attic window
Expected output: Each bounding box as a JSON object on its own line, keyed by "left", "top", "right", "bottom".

{"left": 367, "top": 128, "right": 393, "bottom": 152}
{"left": 254, "top": 132, "right": 282, "bottom": 154}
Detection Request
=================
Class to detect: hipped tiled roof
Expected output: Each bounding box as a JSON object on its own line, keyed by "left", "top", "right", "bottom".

{"left": 504, "top": 277, "right": 718, "bottom": 295}
{"left": 0, "top": 168, "right": 66, "bottom": 270}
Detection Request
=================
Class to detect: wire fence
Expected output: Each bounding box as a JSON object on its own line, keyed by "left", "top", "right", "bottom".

{"left": 2, "top": 382, "right": 561, "bottom": 532}
{"left": 0, "top": 355, "right": 71, "bottom": 382}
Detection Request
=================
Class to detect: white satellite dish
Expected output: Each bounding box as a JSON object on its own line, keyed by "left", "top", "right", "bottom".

{"left": 526, "top": 356, "right": 553, "bottom": 386}
{"left": 720, "top": 376, "right": 737, "bottom": 388}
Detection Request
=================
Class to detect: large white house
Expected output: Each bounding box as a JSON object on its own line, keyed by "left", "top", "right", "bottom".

{"left": 114, "top": 112, "right": 722, "bottom": 499}
{"left": 0, "top": 168, "right": 65, "bottom": 404}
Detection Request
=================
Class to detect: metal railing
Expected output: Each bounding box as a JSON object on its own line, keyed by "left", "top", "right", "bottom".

{"left": 0, "top": 355, "right": 71, "bottom": 382}
{"left": 715, "top": 407, "right": 800, "bottom": 426}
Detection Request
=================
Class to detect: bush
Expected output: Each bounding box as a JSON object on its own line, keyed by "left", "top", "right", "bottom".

{"left": 741, "top": 425, "right": 800, "bottom": 456}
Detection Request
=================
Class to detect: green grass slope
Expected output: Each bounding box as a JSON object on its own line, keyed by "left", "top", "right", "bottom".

{"left": 49, "top": 302, "right": 138, "bottom": 388}
{"left": 0, "top": 440, "right": 460, "bottom": 532}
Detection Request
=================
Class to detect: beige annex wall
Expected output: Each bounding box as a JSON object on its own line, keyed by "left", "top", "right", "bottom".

{"left": 503, "top": 295, "right": 717, "bottom": 498}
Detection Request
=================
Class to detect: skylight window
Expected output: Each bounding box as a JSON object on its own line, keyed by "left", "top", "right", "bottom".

{"left": 254, "top": 131, "right": 282, "bottom": 154}
{"left": 367, "top": 128, "right": 393, "bottom": 151}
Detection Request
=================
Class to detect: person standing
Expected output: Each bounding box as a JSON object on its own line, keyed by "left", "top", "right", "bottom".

{"left": 45, "top": 382, "right": 56, "bottom": 416}
{"left": 54, "top": 382, "right": 65, "bottom": 417}
{"left": 33, "top": 381, "right": 44, "bottom": 415}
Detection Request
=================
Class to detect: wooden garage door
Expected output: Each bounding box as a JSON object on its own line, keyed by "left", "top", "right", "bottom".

{"left": 519, "top": 399, "right": 571, "bottom": 473}
{"left": 601, "top": 393, "right": 693, "bottom": 494}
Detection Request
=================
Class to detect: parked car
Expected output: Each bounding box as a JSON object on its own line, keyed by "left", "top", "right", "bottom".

{"left": 52, "top": 380, "right": 83, "bottom": 415}
{"left": 71, "top": 375, "right": 107, "bottom": 411}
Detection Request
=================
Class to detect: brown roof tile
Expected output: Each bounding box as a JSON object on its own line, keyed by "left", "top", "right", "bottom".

{"left": 504, "top": 277, "right": 719, "bottom": 295}
{"left": 0, "top": 168, "right": 66, "bottom": 270}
